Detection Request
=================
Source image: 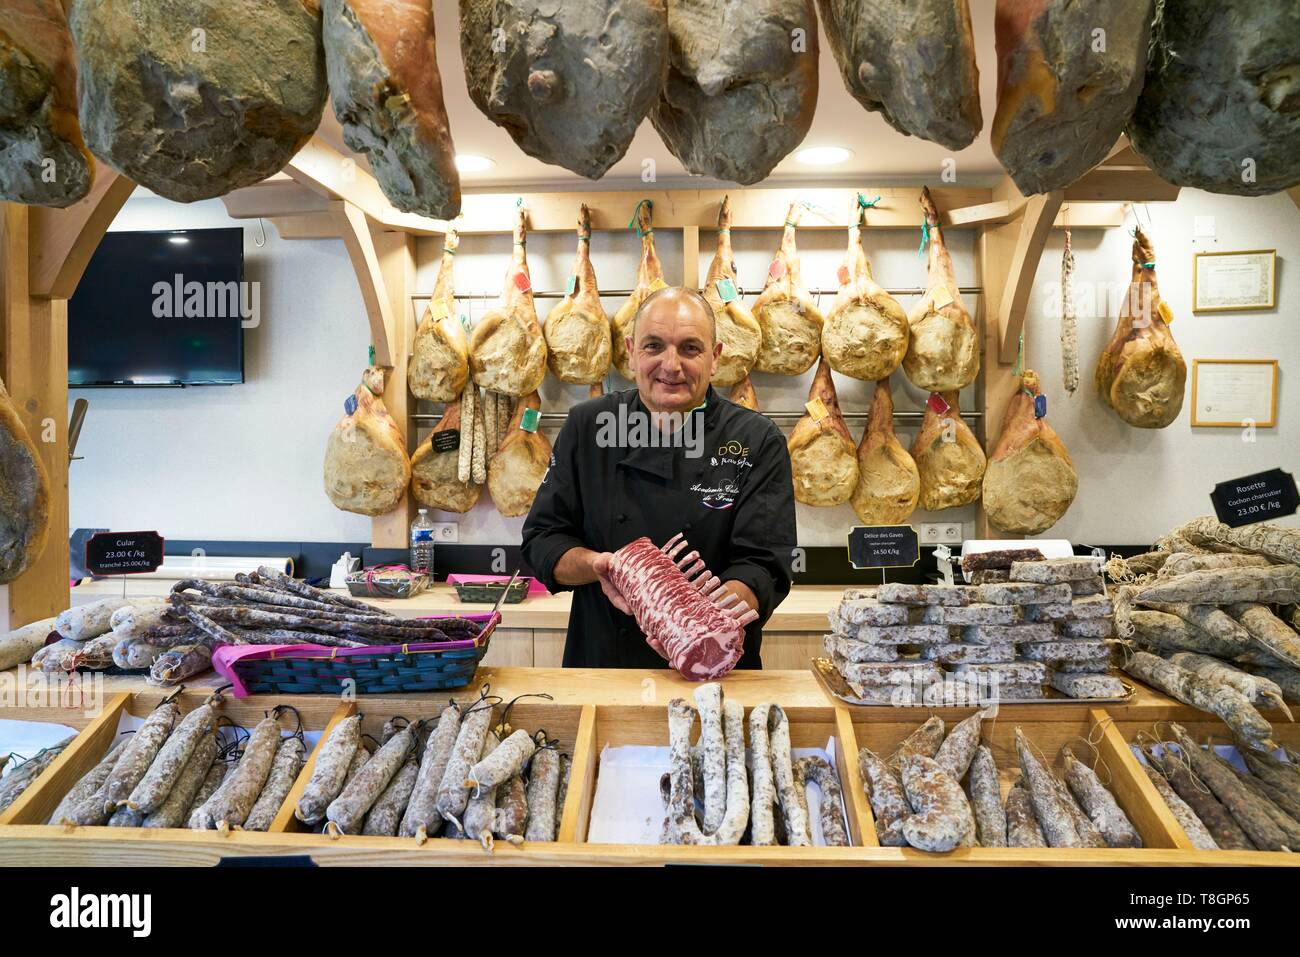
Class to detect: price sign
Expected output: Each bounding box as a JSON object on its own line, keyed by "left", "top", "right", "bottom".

{"left": 847, "top": 525, "right": 920, "bottom": 570}
{"left": 1210, "top": 469, "right": 1298, "bottom": 528}
{"left": 86, "top": 531, "right": 164, "bottom": 576}
{"left": 432, "top": 430, "right": 460, "bottom": 453}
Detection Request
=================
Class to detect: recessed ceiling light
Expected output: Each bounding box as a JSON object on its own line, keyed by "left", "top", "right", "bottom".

{"left": 455, "top": 154, "right": 495, "bottom": 173}
{"left": 168, "top": 235, "right": 190, "bottom": 244}
{"left": 795, "top": 146, "right": 853, "bottom": 166}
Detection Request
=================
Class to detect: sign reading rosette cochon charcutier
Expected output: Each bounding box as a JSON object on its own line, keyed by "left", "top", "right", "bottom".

{"left": 85, "top": 531, "right": 164, "bottom": 576}
{"left": 847, "top": 525, "right": 920, "bottom": 570}
{"left": 1210, "top": 469, "right": 1299, "bottom": 528}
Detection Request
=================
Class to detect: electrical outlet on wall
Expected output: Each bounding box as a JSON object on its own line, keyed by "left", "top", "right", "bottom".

{"left": 919, "top": 523, "right": 963, "bottom": 545}
{"left": 431, "top": 522, "right": 459, "bottom": 543}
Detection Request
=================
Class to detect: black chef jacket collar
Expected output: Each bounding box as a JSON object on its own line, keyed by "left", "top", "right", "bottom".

{"left": 618, "top": 386, "right": 720, "bottom": 480}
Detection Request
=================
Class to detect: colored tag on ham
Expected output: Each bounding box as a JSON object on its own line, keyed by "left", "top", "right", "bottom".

{"left": 1034, "top": 394, "right": 1048, "bottom": 419}
{"left": 805, "top": 397, "right": 829, "bottom": 422}
{"left": 649, "top": 277, "right": 669, "bottom": 293}
{"left": 927, "top": 393, "right": 951, "bottom": 415}
{"left": 836, "top": 265, "right": 850, "bottom": 285}
{"left": 514, "top": 271, "right": 532, "bottom": 292}
{"left": 460, "top": 314, "right": 472, "bottom": 333}
{"left": 932, "top": 284, "right": 954, "bottom": 310}
{"left": 566, "top": 274, "right": 578, "bottom": 296}
{"left": 716, "top": 278, "right": 738, "bottom": 303}
{"left": 428, "top": 298, "right": 449, "bottom": 320}
{"left": 520, "top": 407, "right": 541, "bottom": 433}
{"left": 344, "top": 394, "right": 358, "bottom": 416}
{"left": 769, "top": 259, "right": 785, "bottom": 279}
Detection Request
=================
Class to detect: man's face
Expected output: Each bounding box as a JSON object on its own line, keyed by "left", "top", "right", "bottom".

{"left": 628, "top": 293, "right": 722, "bottom": 414}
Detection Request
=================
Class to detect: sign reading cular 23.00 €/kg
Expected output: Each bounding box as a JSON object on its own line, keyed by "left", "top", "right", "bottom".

{"left": 85, "top": 531, "right": 164, "bottom": 576}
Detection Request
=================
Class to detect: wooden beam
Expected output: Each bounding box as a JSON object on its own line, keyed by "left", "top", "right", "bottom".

{"left": 330, "top": 200, "right": 396, "bottom": 368}
{"left": 221, "top": 179, "right": 331, "bottom": 220}
{"left": 1065, "top": 169, "right": 1180, "bottom": 203}
{"left": 998, "top": 190, "right": 1065, "bottom": 364}
{"left": 945, "top": 200, "right": 1012, "bottom": 227}
{"left": 369, "top": 228, "right": 416, "bottom": 550}
{"left": 1289, "top": 186, "right": 1300, "bottom": 214}
{"left": 268, "top": 212, "right": 342, "bottom": 240}
{"left": 682, "top": 225, "right": 700, "bottom": 289}
{"left": 286, "top": 138, "right": 443, "bottom": 235}
{"left": 27, "top": 162, "right": 134, "bottom": 299}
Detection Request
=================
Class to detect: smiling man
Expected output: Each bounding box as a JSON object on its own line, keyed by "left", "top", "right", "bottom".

{"left": 522, "top": 286, "right": 797, "bottom": 671}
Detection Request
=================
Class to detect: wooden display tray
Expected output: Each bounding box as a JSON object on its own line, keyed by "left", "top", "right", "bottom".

{"left": 0, "top": 689, "right": 1296, "bottom": 866}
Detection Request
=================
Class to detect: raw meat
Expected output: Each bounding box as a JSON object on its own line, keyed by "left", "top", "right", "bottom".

{"left": 469, "top": 206, "right": 548, "bottom": 396}
{"left": 324, "top": 367, "right": 411, "bottom": 516}
{"left": 983, "top": 369, "right": 1077, "bottom": 534}
{"left": 903, "top": 188, "right": 979, "bottom": 392}
{"left": 822, "top": 198, "right": 908, "bottom": 381}
{"left": 410, "top": 397, "right": 482, "bottom": 514}
{"left": 459, "top": 0, "right": 668, "bottom": 179}
{"left": 911, "top": 392, "right": 985, "bottom": 512}
{"left": 702, "top": 196, "right": 761, "bottom": 387}
{"left": 1095, "top": 227, "right": 1185, "bottom": 429}
{"left": 817, "top": 0, "right": 981, "bottom": 150}
{"left": 408, "top": 227, "right": 468, "bottom": 402}
{"left": 850, "top": 378, "right": 919, "bottom": 526}
{"left": 611, "top": 200, "right": 665, "bottom": 380}
{"left": 606, "top": 534, "right": 759, "bottom": 681}
{"left": 0, "top": 0, "right": 93, "bottom": 206}
{"left": 992, "top": 0, "right": 1153, "bottom": 195}
{"left": 787, "top": 358, "right": 858, "bottom": 507}
{"left": 728, "top": 376, "right": 759, "bottom": 411}
{"left": 487, "top": 391, "right": 550, "bottom": 517}
{"left": 652, "top": 0, "right": 818, "bottom": 184}
{"left": 1128, "top": 1, "right": 1300, "bottom": 196}
{"left": 69, "top": 0, "right": 327, "bottom": 203}
{"left": 752, "top": 203, "right": 822, "bottom": 376}
{"left": 0, "top": 379, "right": 50, "bottom": 583}
{"left": 544, "top": 204, "right": 611, "bottom": 385}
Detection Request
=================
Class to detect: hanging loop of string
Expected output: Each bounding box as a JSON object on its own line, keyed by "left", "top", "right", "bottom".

{"left": 917, "top": 215, "right": 931, "bottom": 255}
{"left": 627, "top": 198, "right": 653, "bottom": 237}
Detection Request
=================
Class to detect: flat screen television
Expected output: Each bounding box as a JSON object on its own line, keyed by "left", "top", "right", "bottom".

{"left": 69, "top": 227, "right": 247, "bottom": 386}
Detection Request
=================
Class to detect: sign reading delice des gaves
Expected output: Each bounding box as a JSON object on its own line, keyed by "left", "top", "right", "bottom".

{"left": 85, "top": 531, "right": 165, "bottom": 576}
{"left": 848, "top": 525, "right": 920, "bottom": 570}
{"left": 1210, "top": 469, "right": 1298, "bottom": 528}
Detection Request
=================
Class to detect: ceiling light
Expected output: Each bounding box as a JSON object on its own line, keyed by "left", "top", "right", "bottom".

{"left": 796, "top": 146, "right": 853, "bottom": 166}
{"left": 455, "top": 154, "right": 495, "bottom": 173}
{"left": 168, "top": 235, "right": 190, "bottom": 244}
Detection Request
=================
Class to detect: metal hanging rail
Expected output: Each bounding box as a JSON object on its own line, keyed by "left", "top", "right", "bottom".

{"left": 410, "top": 410, "right": 983, "bottom": 426}
{"left": 409, "top": 286, "right": 984, "bottom": 302}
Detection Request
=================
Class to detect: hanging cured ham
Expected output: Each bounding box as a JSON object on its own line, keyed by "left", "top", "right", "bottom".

{"left": 652, "top": 0, "right": 818, "bottom": 185}
{"left": 469, "top": 206, "right": 547, "bottom": 397}
{"left": 410, "top": 398, "right": 482, "bottom": 514}
{"left": 992, "top": 0, "right": 1153, "bottom": 195}
{"left": 904, "top": 188, "right": 980, "bottom": 393}
{"left": 488, "top": 392, "right": 551, "bottom": 518}
{"left": 911, "top": 393, "right": 985, "bottom": 512}
{"left": 544, "top": 204, "right": 611, "bottom": 385}
{"left": 817, "top": 0, "right": 981, "bottom": 150}
{"left": 1095, "top": 227, "right": 1186, "bottom": 429}
{"left": 0, "top": 0, "right": 93, "bottom": 206}
{"left": 324, "top": 368, "right": 411, "bottom": 516}
{"left": 322, "top": 0, "right": 461, "bottom": 218}
{"left": 702, "top": 197, "right": 761, "bottom": 388}
{"left": 983, "top": 370, "right": 1077, "bottom": 534}
{"left": 728, "top": 377, "right": 759, "bottom": 412}
{"left": 408, "top": 227, "right": 468, "bottom": 402}
{"left": 0, "top": 380, "right": 51, "bottom": 583}
{"left": 850, "top": 379, "right": 919, "bottom": 526}
{"left": 787, "top": 359, "right": 858, "bottom": 507}
{"left": 1128, "top": 2, "right": 1300, "bottom": 196}
{"left": 822, "top": 198, "right": 909, "bottom": 381}
{"left": 611, "top": 201, "right": 665, "bottom": 381}
{"left": 459, "top": 0, "right": 669, "bottom": 179}
{"left": 752, "top": 204, "right": 822, "bottom": 376}
{"left": 68, "top": 0, "right": 327, "bottom": 203}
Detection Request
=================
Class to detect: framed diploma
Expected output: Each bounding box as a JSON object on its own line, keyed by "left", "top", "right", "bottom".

{"left": 1191, "top": 359, "right": 1279, "bottom": 428}
{"left": 1193, "top": 249, "right": 1276, "bottom": 312}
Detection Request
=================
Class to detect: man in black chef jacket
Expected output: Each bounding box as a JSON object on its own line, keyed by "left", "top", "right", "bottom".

{"left": 521, "top": 286, "right": 797, "bottom": 670}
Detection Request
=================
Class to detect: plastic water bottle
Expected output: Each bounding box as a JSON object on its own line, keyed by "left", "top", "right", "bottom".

{"left": 409, "top": 508, "right": 435, "bottom": 577}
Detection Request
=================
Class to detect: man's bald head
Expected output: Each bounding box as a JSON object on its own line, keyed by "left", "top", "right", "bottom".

{"left": 632, "top": 286, "right": 716, "bottom": 344}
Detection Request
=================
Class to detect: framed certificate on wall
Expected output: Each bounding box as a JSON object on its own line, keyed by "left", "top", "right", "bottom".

{"left": 1193, "top": 250, "right": 1277, "bottom": 312}
{"left": 1191, "top": 359, "right": 1279, "bottom": 428}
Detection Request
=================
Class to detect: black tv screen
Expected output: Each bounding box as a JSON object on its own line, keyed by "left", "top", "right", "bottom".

{"left": 69, "top": 227, "right": 246, "bottom": 386}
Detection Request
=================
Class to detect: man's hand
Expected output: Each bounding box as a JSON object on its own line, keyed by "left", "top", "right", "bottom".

{"left": 591, "top": 552, "right": 633, "bottom": 616}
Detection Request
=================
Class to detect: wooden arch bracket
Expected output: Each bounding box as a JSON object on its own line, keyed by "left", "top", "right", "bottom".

{"left": 28, "top": 161, "right": 135, "bottom": 299}
{"left": 329, "top": 200, "right": 396, "bottom": 368}
{"left": 996, "top": 190, "right": 1065, "bottom": 364}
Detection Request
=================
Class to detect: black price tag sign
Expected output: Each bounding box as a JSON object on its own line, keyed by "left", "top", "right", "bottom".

{"left": 1210, "top": 469, "right": 1299, "bottom": 528}
{"left": 847, "top": 525, "right": 920, "bottom": 570}
{"left": 85, "top": 531, "right": 164, "bottom": 576}
{"left": 432, "top": 429, "right": 460, "bottom": 453}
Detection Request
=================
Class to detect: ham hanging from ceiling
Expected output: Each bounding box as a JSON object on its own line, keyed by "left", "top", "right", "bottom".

{"left": 0, "top": 0, "right": 93, "bottom": 207}
{"left": 611, "top": 200, "right": 665, "bottom": 381}
{"left": 822, "top": 198, "right": 909, "bottom": 381}
{"left": 469, "top": 206, "right": 548, "bottom": 397}
{"left": 1127, "top": 1, "right": 1300, "bottom": 196}
{"left": 544, "top": 204, "right": 612, "bottom": 385}
{"left": 652, "top": 0, "right": 818, "bottom": 185}
{"left": 982, "top": 370, "right": 1077, "bottom": 535}
{"left": 324, "top": 368, "right": 411, "bottom": 516}
{"left": 817, "top": 0, "right": 981, "bottom": 150}
{"left": 322, "top": 0, "right": 461, "bottom": 218}
{"left": 787, "top": 358, "right": 858, "bottom": 508}
{"left": 459, "top": 0, "right": 669, "bottom": 179}
{"left": 911, "top": 392, "right": 985, "bottom": 512}
{"left": 903, "top": 188, "right": 980, "bottom": 393}
{"left": 992, "top": 0, "right": 1154, "bottom": 195}
{"left": 0, "top": 379, "right": 51, "bottom": 583}
{"left": 408, "top": 227, "right": 468, "bottom": 402}
{"left": 410, "top": 397, "right": 482, "bottom": 514}
{"left": 850, "top": 378, "right": 919, "bottom": 526}
{"left": 752, "top": 203, "right": 823, "bottom": 376}
{"left": 702, "top": 197, "right": 761, "bottom": 388}
{"left": 1095, "top": 227, "right": 1186, "bottom": 429}
{"left": 68, "top": 0, "right": 327, "bottom": 203}
{"left": 488, "top": 391, "right": 551, "bottom": 518}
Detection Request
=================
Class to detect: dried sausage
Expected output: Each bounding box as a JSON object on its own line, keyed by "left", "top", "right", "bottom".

{"left": 1141, "top": 763, "right": 1217, "bottom": 850}
{"left": 746, "top": 703, "right": 778, "bottom": 846}
{"left": 795, "top": 756, "right": 849, "bottom": 847}
{"left": 243, "top": 736, "right": 306, "bottom": 832}
{"left": 1062, "top": 748, "right": 1142, "bottom": 848}
{"left": 1014, "top": 726, "right": 1083, "bottom": 848}
{"left": 464, "top": 728, "right": 536, "bottom": 792}
{"left": 493, "top": 772, "right": 528, "bottom": 846}
{"left": 934, "top": 709, "right": 985, "bottom": 781}
{"left": 48, "top": 737, "right": 129, "bottom": 825}
{"left": 327, "top": 721, "right": 419, "bottom": 836}
{"left": 295, "top": 713, "right": 361, "bottom": 825}
{"left": 694, "top": 683, "right": 727, "bottom": 834}
{"left": 142, "top": 730, "right": 220, "bottom": 829}
{"left": 127, "top": 697, "right": 219, "bottom": 813}
{"left": 102, "top": 699, "right": 180, "bottom": 812}
{"left": 363, "top": 757, "right": 420, "bottom": 837}
{"left": 899, "top": 754, "right": 975, "bottom": 852}
{"left": 663, "top": 697, "right": 749, "bottom": 846}
{"left": 400, "top": 702, "right": 461, "bottom": 841}
{"left": 462, "top": 732, "right": 501, "bottom": 849}
{"left": 966, "top": 744, "right": 1005, "bottom": 847}
{"left": 523, "top": 741, "right": 561, "bottom": 842}
{"left": 887, "top": 716, "right": 945, "bottom": 774}
{"left": 1146, "top": 746, "right": 1254, "bottom": 850}
{"left": 436, "top": 701, "right": 495, "bottom": 827}
{"left": 767, "top": 704, "right": 811, "bottom": 847}
{"left": 858, "top": 747, "right": 909, "bottom": 847}
{"left": 206, "top": 711, "right": 287, "bottom": 832}
{"left": 1005, "top": 782, "right": 1045, "bottom": 847}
